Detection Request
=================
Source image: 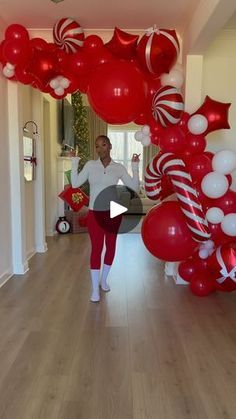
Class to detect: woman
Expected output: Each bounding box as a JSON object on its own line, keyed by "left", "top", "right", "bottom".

{"left": 71, "top": 135, "right": 140, "bottom": 302}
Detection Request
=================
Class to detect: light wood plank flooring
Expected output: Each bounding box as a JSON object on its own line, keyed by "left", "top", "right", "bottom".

{"left": 0, "top": 233, "right": 236, "bottom": 419}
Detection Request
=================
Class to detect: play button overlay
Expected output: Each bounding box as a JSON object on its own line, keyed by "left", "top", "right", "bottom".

{"left": 93, "top": 185, "right": 143, "bottom": 234}
{"left": 110, "top": 201, "right": 128, "bottom": 218}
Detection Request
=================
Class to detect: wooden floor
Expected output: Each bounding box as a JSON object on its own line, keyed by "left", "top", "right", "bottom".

{"left": 0, "top": 233, "right": 236, "bottom": 418}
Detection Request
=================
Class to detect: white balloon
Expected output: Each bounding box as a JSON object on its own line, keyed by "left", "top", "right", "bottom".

{"left": 61, "top": 77, "right": 70, "bottom": 88}
{"left": 142, "top": 125, "right": 150, "bottom": 135}
{"left": 161, "top": 69, "right": 184, "bottom": 89}
{"left": 204, "top": 239, "right": 215, "bottom": 250}
{"left": 2, "top": 66, "right": 14, "bottom": 78}
{"left": 6, "top": 62, "right": 15, "bottom": 70}
{"left": 54, "top": 86, "right": 65, "bottom": 96}
{"left": 141, "top": 136, "right": 151, "bottom": 147}
{"left": 134, "top": 131, "right": 143, "bottom": 142}
{"left": 212, "top": 150, "right": 236, "bottom": 175}
{"left": 221, "top": 213, "right": 236, "bottom": 236}
{"left": 201, "top": 172, "right": 229, "bottom": 199}
{"left": 188, "top": 114, "right": 208, "bottom": 135}
{"left": 50, "top": 79, "right": 59, "bottom": 89}
{"left": 199, "top": 248, "right": 209, "bottom": 259}
{"left": 206, "top": 207, "right": 224, "bottom": 224}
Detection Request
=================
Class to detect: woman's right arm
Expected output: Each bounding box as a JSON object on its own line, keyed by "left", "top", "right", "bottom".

{"left": 71, "top": 157, "right": 90, "bottom": 188}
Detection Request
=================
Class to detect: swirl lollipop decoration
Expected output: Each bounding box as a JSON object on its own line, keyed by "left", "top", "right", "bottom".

{"left": 53, "top": 18, "right": 84, "bottom": 53}
{"left": 145, "top": 152, "right": 210, "bottom": 242}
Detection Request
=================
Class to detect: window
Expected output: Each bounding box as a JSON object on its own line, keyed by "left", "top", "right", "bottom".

{"left": 107, "top": 128, "right": 143, "bottom": 180}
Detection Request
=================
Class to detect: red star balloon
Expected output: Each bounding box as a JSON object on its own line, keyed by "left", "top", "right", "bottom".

{"left": 105, "top": 27, "right": 139, "bottom": 59}
{"left": 194, "top": 96, "right": 231, "bottom": 134}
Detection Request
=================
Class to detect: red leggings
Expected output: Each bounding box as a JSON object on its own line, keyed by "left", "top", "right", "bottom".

{"left": 87, "top": 210, "right": 122, "bottom": 269}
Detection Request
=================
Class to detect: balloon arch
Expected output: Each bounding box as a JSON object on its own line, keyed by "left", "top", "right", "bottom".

{"left": 1, "top": 19, "right": 236, "bottom": 296}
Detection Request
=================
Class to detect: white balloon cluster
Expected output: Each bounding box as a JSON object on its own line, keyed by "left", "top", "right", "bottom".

{"left": 160, "top": 63, "right": 184, "bottom": 89}
{"left": 198, "top": 239, "right": 215, "bottom": 259}
{"left": 203, "top": 150, "right": 236, "bottom": 237}
{"left": 2, "top": 62, "right": 15, "bottom": 78}
{"left": 49, "top": 76, "right": 70, "bottom": 96}
{"left": 134, "top": 125, "right": 151, "bottom": 147}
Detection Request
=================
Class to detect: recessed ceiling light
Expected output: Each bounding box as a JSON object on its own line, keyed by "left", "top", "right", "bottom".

{"left": 50, "top": 0, "right": 64, "bottom": 3}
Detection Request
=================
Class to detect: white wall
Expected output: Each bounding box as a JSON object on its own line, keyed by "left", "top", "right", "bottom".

{"left": 202, "top": 29, "right": 236, "bottom": 188}
{"left": 0, "top": 42, "right": 12, "bottom": 283}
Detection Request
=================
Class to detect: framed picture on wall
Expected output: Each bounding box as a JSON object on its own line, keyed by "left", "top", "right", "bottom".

{"left": 23, "top": 136, "right": 36, "bottom": 181}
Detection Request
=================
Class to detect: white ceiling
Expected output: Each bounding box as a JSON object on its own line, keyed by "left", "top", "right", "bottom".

{"left": 0, "top": 0, "right": 199, "bottom": 33}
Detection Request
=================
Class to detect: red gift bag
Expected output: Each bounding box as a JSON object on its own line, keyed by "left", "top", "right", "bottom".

{"left": 59, "top": 186, "right": 89, "bottom": 212}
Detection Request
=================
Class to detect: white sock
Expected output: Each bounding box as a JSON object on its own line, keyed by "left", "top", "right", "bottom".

{"left": 100, "top": 264, "right": 111, "bottom": 292}
{"left": 90, "top": 269, "right": 100, "bottom": 302}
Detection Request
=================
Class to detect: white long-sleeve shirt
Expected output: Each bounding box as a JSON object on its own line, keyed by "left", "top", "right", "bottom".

{"left": 71, "top": 158, "right": 140, "bottom": 210}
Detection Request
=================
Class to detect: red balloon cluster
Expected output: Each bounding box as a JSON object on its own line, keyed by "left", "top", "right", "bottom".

{"left": 0, "top": 20, "right": 182, "bottom": 123}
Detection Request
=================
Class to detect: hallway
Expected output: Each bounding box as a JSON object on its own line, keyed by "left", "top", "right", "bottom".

{"left": 0, "top": 233, "right": 236, "bottom": 418}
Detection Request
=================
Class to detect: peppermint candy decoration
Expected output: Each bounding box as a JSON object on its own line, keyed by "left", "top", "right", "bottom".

{"left": 53, "top": 18, "right": 84, "bottom": 54}
{"left": 145, "top": 152, "right": 210, "bottom": 242}
{"left": 137, "top": 26, "right": 180, "bottom": 77}
{"left": 152, "top": 85, "right": 184, "bottom": 127}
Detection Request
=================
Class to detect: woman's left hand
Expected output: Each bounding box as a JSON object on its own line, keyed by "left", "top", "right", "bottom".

{"left": 131, "top": 153, "right": 141, "bottom": 163}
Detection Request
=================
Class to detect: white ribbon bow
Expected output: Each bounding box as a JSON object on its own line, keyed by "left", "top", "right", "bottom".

{"left": 216, "top": 246, "right": 236, "bottom": 283}
{"left": 146, "top": 25, "right": 160, "bottom": 37}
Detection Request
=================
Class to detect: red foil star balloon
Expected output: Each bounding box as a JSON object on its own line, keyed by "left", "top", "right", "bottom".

{"left": 194, "top": 96, "right": 231, "bottom": 134}
{"left": 105, "top": 27, "right": 139, "bottom": 59}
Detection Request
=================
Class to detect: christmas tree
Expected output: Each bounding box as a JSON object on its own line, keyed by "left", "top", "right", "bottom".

{"left": 72, "top": 92, "right": 90, "bottom": 195}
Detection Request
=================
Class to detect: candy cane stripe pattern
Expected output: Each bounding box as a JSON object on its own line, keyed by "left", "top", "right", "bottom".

{"left": 53, "top": 18, "right": 84, "bottom": 54}
{"left": 152, "top": 86, "right": 184, "bottom": 127}
{"left": 145, "top": 152, "right": 211, "bottom": 242}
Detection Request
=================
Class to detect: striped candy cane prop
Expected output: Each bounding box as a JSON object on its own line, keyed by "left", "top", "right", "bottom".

{"left": 145, "top": 152, "right": 210, "bottom": 242}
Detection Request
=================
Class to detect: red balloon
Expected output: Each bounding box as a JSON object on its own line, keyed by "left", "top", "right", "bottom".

{"left": 178, "top": 256, "right": 209, "bottom": 282}
{"left": 159, "top": 126, "right": 186, "bottom": 153}
{"left": 187, "top": 154, "right": 212, "bottom": 183}
{"left": 185, "top": 133, "right": 206, "bottom": 154}
{"left": 86, "top": 47, "right": 113, "bottom": 70}
{"left": 3, "top": 39, "right": 32, "bottom": 65}
{"left": 194, "top": 96, "right": 231, "bottom": 134}
{"left": 5, "top": 24, "right": 29, "bottom": 41}
{"left": 137, "top": 29, "right": 179, "bottom": 77}
{"left": 68, "top": 51, "right": 88, "bottom": 76}
{"left": 178, "top": 112, "right": 190, "bottom": 134}
{"left": 141, "top": 201, "right": 197, "bottom": 261}
{"left": 87, "top": 60, "right": 147, "bottom": 124}
{"left": 29, "top": 50, "right": 59, "bottom": 85}
{"left": 208, "top": 223, "right": 232, "bottom": 246}
{"left": 84, "top": 35, "right": 103, "bottom": 51}
{"left": 134, "top": 112, "right": 149, "bottom": 125}
{"left": 105, "top": 27, "right": 139, "bottom": 59}
{"left": 30, "top": 38, "right": 48, "bottom": 51}
{"left": 203, "top": 151, "right": 214, "bottom": 160}
{"left": 15, "top": 66, "right": 34, "bottom": 85}
{"left": 190, "top": 273, "right": 216, "bottom": 297}
{"left": 208, "top": 189, "right": 236, "bottom": 214}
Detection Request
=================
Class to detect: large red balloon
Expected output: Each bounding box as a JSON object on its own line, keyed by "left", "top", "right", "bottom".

{"left": 3, "top": 39, "right": 32, "bottom": 65}
{"left": 141, "top": 201, "right": 197, "bottom": 261}
{"left": 87, "top": 60, "right": 147, "bottom": 124}
{"left": 5, "top": 24, "right": 29, "bottom": 41}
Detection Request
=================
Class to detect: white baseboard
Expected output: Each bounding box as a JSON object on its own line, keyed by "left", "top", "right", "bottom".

{"left": 0, "top": 271, "right": 13, "bottom": 288}
{"left": 35, "top": 242, "right": 48, "bottom": 253}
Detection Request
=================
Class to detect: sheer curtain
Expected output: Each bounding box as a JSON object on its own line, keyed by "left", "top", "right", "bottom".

{"left": 87, "top": 106, "right": 107, "bottom": 159}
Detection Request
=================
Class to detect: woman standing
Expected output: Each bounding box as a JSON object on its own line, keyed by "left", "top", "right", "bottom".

{"left": 71, "top": 135, "right": 140, "bottom": 302}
